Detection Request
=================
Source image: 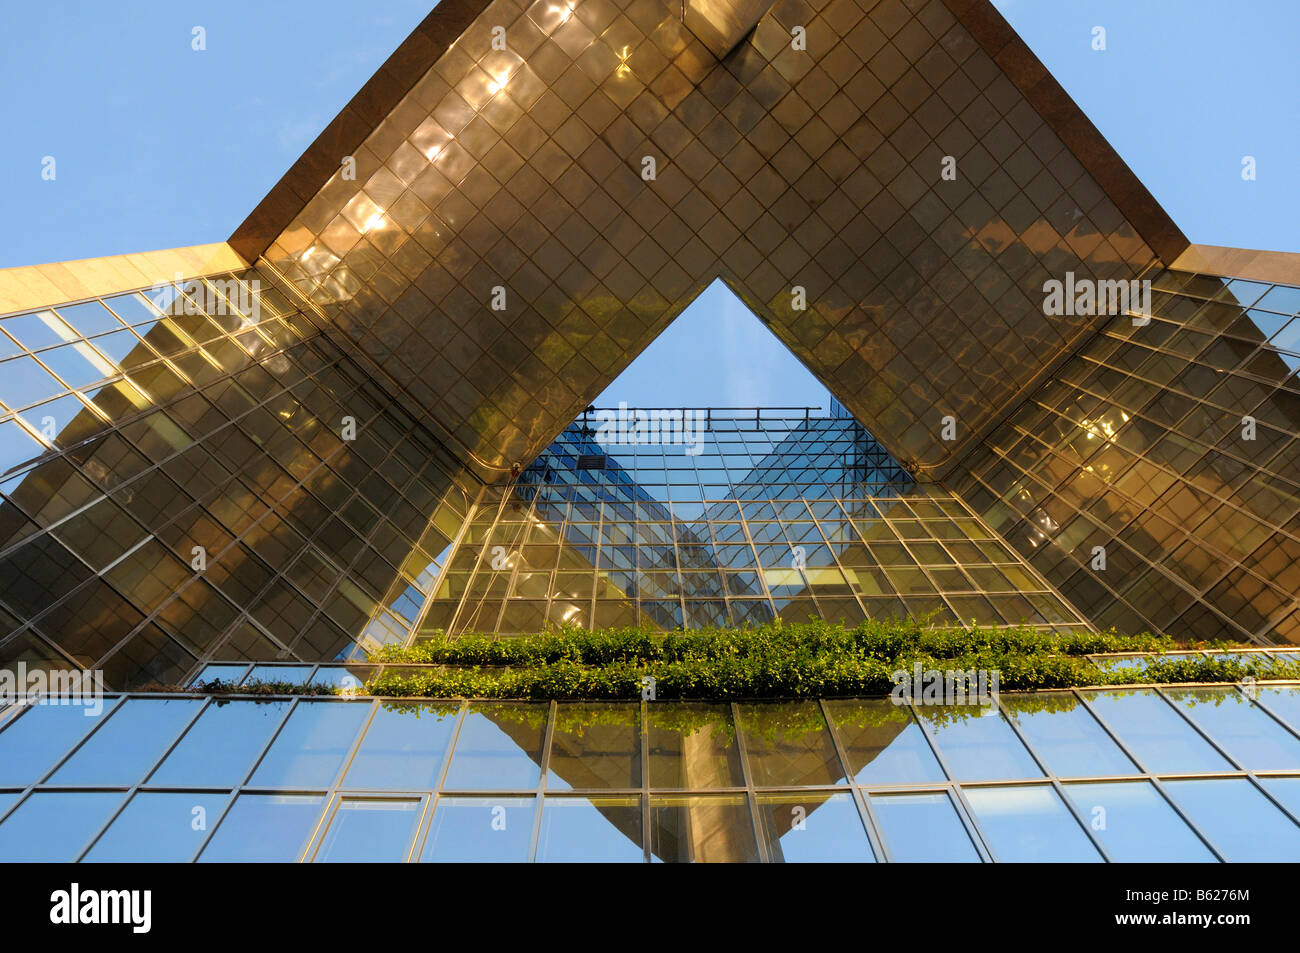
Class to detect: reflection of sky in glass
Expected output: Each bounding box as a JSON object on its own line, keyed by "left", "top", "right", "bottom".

{"left": 1082, "top": 690, "right": 1232, "bottom": 774}
{"left": 0, "top": 791, "right": 124, "bottom": 861}
{"left": 962, "top": 785, "right": 1100, "bottom": 862}
{"left": 825, "top": 699, "right": 946, "bottom": 785}
{"left": 421, "top": 797, "right": 534, "bottom": 863}
{"left": 150, "top": 700, "right": 290, "bottom": 788}
{"left": 536, "top": 797, "right": 643, "bottom": 863}
{"left": 1163, "top": 778, "right": 1300, "bottom": 862}
{"left": 343, "top": 703, "right": 458, "bottom": 791}
{"left": 869, "top": 792, "right": 979, "bottom": 862}
{"left": 85, "top": 791, "right": 229, "bottom": 862}
{"left": 917, "top": 707, "right": 1042, "bottom": 781}
{"left": 1062, "top": 782, "right": 1214, "bottom": 862}
{"left": 199, "top": 794, "right": 326, "bottom": 862}
{"left": 315, "top": 799, "right": 422, "bottom": 862}
{"left": 757, "top": 793, "right": 874, "bottom": 863}
{"left": 441, "top": 705, "right": 544, "bottom": 791}
{"left": 0, "top": 701, "right": 113, "bottom": 786}
{"left": 1257, "top": 686, "right": 1300, "bottom": 732}
{"left": 1000, "top": 695, "right": 1137, "bottom": 778}
{"left": 248, "top": 701, "right": 369, "bottom": 789}
{"left": 50, "top": 698, "right": 202, "bottom": 787}
{"left": 1166, "top": 687, "right": 1300, "bottom": 770}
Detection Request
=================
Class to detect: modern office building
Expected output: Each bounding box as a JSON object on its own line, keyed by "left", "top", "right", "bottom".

{"left": 0, "top": 0, "right": 1298, "bottom": 862}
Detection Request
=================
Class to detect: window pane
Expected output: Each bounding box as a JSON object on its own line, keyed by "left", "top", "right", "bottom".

{"left": 84, "top": 792, "right": 229, "bottom": 862}
{"left": 869, "top": 791, "right": 980, "bottom": 862}
{"left": 150, "top": 700, "right": 290, "bottom": 788}
{"left": 0, "top": 701, "right": 114, "bottom": 786}
{"left": 649, "top": 794, "right": 759, "bottom": 863}
{"left": 1257, "top": 686, "right": 1300, "bottom": 729}
{"left": 1082, "top": 690, "right": 1232, "bottom": 773}
{"left": 191, "top": 663, "right": 249, "bottom": 685}
{"left": 1260, "top": 776, "right": 1300, "bottom": 819}
{"left": 314, "top": 798, "right": 422, "bottom": 862}
{"left": 546, "top": 703, "right": 640, "bottom": 791}
{"left": 441, "top": 703, "right": 546, "bottom": 791}
{"left": 756, "top": 792, "right": 874, "bottom": 862}
{"left": 1163, "top": 778, "right": 1300, "bottom": 862}
{"left": 917, "top": 707, "right": 1042, "bottom": 781}
{"left": 0, "top": 791, "right": 124, "bottom": 861}
{"left": 1000, "top": 693, "right": 1137, "bottom": 778}
{"left": 248, "top": 701, "right": 369, "bottom": 789}
{"left": 736, "top": 701, "right": 844, "bottom": 786}
{"left": 1166, "top": 687, "right": 1300, "bottom": 770}
{"left": 536, "top": 796, "right": 643, "bottom": 862}
{"left": 1062, "top": 781, "right": 1215, "bottom": 862}
{"left": 647, "top": 703, "right": 744, "bottom": 788}
{"left": 242, "top": 664, "right": 315, "bottom": 686}
{"left": 824, "top": 698, "right": 946, "bottom": 784}
{"left": 343, "top": 702, "right": 458, "bottom": 791}
{"left": 199, "top": 793, "right": 326, "bottom": 862}
{"left": 962, "top": 785, "right": 1101, "bottom": 862}
{"left": 50, "top": 698, "right": 202, "bottom": 786}
{"left": 420, "top": 796, "right": 534, "bottom": 862}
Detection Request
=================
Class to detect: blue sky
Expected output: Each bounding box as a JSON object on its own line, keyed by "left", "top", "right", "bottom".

{"left": 2, "top": 1, "right": 1296, "bottom": 409}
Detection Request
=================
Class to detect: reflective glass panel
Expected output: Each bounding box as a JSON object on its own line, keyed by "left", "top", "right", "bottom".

{"left": 917, "top": 707, "right": 1042, "bottom": 781}
{"left": 962, "top": 785, "right": 1101, "bottom": 862}
{"left": 824, "top": 698, "right": 946, "bottom": 784}
{"left": 0, "top": 791, "right": 124, "bottom": 861}
{"left": 1163, "top": 778, "right": 1300, "bottom": 862}
{"left": 647, "top": 703, "right": 744, "bottom": 789}
{"left": 736, "top": 702, "right": 844, "bottom": 786}
{"left": 535, "top": 796, "right": 643, "bottom": 862}
{"left": 248, "top": 701, "right": 369, "bottom": 789}
{"left": 649, "top": 795, "right": 759, "bottom": 863}
{"left": 0, "top": 701, "right": 114, "bottom": 786}
{"left": 342, "top": 702, "right": 458, "bottom": 791}
{"left": 546, "top": 703, "right": 640, "bottom": 791}
{"left": 1000, "top": 693, "right": 1137, "bottom": 777}
{"left": 314, "top": 798, "right": 422, "bottom": 862}
{"left": 420, "top": 796, "right": 534, "bottom": 863}
{"left": 199, "top": 793, "right": 327, "bottom": 862}
{"left": 1082, "top": 690, "right": 1232, "bottom": 774}
{"left": 868, "top": 792, "right": 980, "bottom": 862}
{"left": 1062, "top": 781, "right": 1214, "bottom": 862}
{"left": 441, "top": 703, "right": 546, "bottom": 790}
{"left": 1257, "top": 686, "right": 1300, "bottom": 729}
{"left": 1260, "top": 776, "right": 1300, "bottom": 819}
{"left": 84, "top": 791, "right": 230, "bottom": 862}
{"left": 150, "top": 700, "right": 290, "bottom": 788}
{"left": 50, "top": 698, "right": 202, "bottom": 786}
{"left": 755, "top": 792, "right": 874, "bottom": 862}
{"left": 192, "top": 664, "right": 249, "bottom": 685}
{"left": 242, "top": 664, "right": 315, "bottom": 686}
{"left": 1165, "top": 686, "right": 1300, "bottom": 770}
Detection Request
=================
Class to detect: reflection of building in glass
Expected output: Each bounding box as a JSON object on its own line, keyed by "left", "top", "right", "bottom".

{"left": 1, "top": 0, "right": 1299, "bottom": 861}
{"left": 3, "top": 679, "right": 1300, "bottom": 861}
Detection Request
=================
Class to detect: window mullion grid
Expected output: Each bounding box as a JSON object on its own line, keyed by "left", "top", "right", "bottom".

{"left": 817, "top": 698, "right": 887, "bottom": 863}
{"left": 906, "top": 700, "right": 995, "bottom": 863}
{"left": 1072, "top": 688, "right": 1230, "bottom": 862}
{"left": 187, "top": 692, "right": 303, "bottom": 862}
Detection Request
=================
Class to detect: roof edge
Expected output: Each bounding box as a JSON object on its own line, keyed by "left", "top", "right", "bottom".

{"left": 941, "top": 0, "right": 1189, "bottom": 266}
{"left": 0, "top": 242, "right": 249, "bottom": 317}
{"left": 1171, "top": 244, "right": 1300, "bottom": 286}
{"left": 228, "top": 0, "right": 494, "bottom": 263}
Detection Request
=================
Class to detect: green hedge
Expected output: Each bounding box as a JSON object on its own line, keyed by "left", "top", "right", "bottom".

{"left": 187, "top": 619, "right": 1298, "bottom": 701}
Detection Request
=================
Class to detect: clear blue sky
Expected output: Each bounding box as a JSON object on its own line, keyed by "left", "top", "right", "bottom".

{"left": 2, "top": 1, "right": 1295, "bottom": 408}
